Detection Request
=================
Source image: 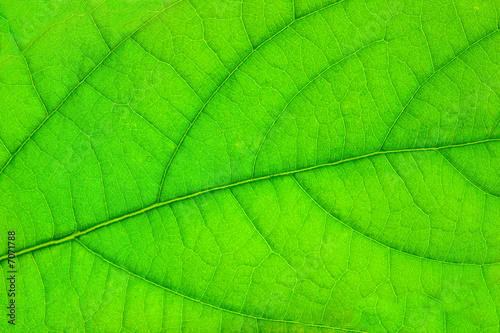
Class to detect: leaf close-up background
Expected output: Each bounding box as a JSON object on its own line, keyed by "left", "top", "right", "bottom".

{"left": 1, "top": 0, "right": 500, "bottom": 332}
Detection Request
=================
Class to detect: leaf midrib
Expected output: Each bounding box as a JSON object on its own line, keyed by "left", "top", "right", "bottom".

{"left": 3, "top": 138, "right": 499, "bottom": 265}
{"left": 1, "top": 0, "right": 498, "bottom": 235}
{"left": 2, "top": 2, "right": 499, "bottom": 330}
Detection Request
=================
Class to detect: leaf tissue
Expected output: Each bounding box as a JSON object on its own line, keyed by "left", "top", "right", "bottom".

{"left": 0, "top": 0, "right": 500, "bottom": 332}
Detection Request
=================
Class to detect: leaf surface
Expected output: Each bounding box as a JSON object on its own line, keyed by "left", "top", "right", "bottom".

{"left": 1, "top": 0, "right": 500, "bottom": 332}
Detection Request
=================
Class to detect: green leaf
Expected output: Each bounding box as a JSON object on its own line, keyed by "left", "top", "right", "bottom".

{"left": 1, "top": 0, "right": 499, "bottom": 331}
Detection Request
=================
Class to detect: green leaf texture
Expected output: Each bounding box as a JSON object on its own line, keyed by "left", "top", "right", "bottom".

{"left": 1, "top": 0, "right": 500, "bottom": 331}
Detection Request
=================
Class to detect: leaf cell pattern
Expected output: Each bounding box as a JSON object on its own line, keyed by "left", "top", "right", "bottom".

{"left": 0, "top": 0, "right": 500, "bottom": 332}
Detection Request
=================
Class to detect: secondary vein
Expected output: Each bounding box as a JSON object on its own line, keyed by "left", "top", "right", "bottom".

{"left": 0, "top": 0, "right": 184, "bottom": 175}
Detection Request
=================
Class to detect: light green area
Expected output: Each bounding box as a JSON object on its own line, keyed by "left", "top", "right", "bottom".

{"left": 0, "top": 0, "right": 499, "bottom": 332}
